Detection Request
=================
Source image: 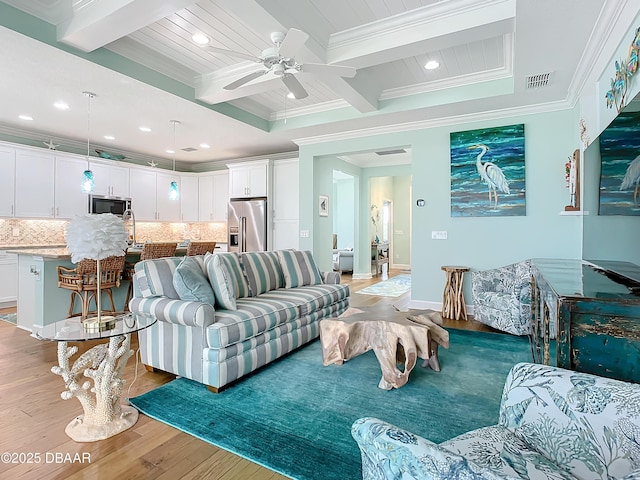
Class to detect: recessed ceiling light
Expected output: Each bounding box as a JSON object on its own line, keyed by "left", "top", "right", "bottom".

{"left": 139, "top": 126, "right": 151, "bottom": 132}
{"left": 200, "top": 143, "right": 211, "bottom": 149}
{"left": 18, "top": 114, "right": 33, "bottom": 121}
{"left": 104, "top": 135, "right": 115, "bottom": 140}
{"left": 287, "top": 92, "right": 296, "bottom": 99}
{"left": 53, "top": 101, "right": 69, "bottom": 110}
{"left": 424, "top": 60, "right": 440, "bottom": 70}
{"left": 192, "top": 33, "right": 210, "bottom": 45}
{"left": 166, "top": 149, "right": 175, "bottom": 154}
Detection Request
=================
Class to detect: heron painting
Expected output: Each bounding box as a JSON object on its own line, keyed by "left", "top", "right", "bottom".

{"left": 450, "top": 124, "right": 526, "bottom": 217}
{"left": 599, "top": 110, "right": 640, "bottom": 215}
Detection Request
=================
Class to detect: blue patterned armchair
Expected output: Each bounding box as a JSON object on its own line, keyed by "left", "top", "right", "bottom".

{"left": 472, "top": 260, "right": 532, "bottom": 336}
{"left": 352, "top": 362, "right": 640, "bottom": 480}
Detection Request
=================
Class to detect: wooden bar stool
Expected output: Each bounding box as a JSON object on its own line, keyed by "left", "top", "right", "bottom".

{"left": 57, "top": 255, "right": 126, "bottom": 320}
{"left": 441, "top": 265, "right": 470, "bottom": 321}
{"left": 124, "top": 242, "right": 178, "bottom": 310}
{"left": 186, "top": 241, "right": 216, "bottom": 256}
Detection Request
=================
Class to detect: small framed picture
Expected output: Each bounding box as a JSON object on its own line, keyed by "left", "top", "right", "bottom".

{"left": 319, "top": 195, "right": 329, "bottom": 217}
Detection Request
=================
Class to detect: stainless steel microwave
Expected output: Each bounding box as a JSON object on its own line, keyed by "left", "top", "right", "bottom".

{"left": 89, "top": 195, "right": 131, "bottom": 216}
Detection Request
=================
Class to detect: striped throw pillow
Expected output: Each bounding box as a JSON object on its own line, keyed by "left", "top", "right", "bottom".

{"left": 276, "top": 250, "right": 323, "bottom": 288}
{"left": 241, "top": 251, "right": 284, "bottom": 296}
{"left": 204, "top": 254, "right": 237, "bottom": 310}
{"left": 205, "top": 252, "right": 250, "bottom": 299}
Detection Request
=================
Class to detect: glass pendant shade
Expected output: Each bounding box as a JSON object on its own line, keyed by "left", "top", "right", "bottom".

{"left": 81, "top": 169, "right": 95, "bottom": 193}
{"left": 169, "top": 181, "right": 179, "bottom": 200}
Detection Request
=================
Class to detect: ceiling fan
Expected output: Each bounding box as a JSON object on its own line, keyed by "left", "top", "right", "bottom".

{"left": 207, "top": 28, "right": 356, "bottom": 99}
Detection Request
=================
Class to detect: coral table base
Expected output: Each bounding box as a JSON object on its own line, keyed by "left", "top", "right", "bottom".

{"left": 54, "top": 334, "right": 137, "bottom": 442}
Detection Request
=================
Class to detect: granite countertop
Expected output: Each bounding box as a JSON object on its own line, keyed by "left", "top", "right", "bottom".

{"left": 8, "top": 242, "right": 227, "bottom": 259}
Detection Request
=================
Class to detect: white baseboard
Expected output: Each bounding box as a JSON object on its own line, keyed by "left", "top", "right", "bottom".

{"left": 405, "top": 299, "right": 474, "bottom": 316}
{"left": 392, "top": 263, "right": 411, "bottom": 270}
{"left": 352, "top": 273, "right": 373, "bottom": 280}
{"left": 0, "top": 300, "right": 16, "bottom": 309}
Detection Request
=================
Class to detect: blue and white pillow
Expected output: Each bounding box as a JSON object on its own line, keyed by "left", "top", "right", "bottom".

{"left": 172, "top": 256, "right": 215, "bottom": 305}
{"left": 276, "top": 250, "right": 323, "bottom": 288}
{"left": 204, "top": 253, "right": 237, "bottom": 310}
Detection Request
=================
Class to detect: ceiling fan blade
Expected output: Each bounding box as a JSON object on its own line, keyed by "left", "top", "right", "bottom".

{"left": 282, "top": 74, "right": 308, "bottom": 99}
{"left": 300, "top": 63, "right": 357, "bottom": 78}
{"left": 224, "top": 70, "right": 268, "bottom": 90}
{"left": 278, "top": 28, "right": 309, "bottom": 58}
{"left": 208, "top": 46, "right": 261, "bottom": 62}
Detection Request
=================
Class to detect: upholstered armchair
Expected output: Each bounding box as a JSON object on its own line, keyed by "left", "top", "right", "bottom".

{"left": 471, "top": 260, "right": 532, "bottom": 336}
{"left": 352, "top": 362, "right": 640, "bottom": 480}
{"left": 333, "top": 249, "right": 353, "bottom": 273}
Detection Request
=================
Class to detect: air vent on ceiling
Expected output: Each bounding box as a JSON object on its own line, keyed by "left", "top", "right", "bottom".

{"left": 375, "top": 149, "right": 406, "bottom": 156}
{"left": 525, "top": 72, "right": 552, "bottom": 89}
{"left": 181, "top": 147, "right": 197, "bottom": 152}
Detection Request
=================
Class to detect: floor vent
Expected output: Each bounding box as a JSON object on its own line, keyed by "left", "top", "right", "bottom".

{"left": 375, "top": 149, "right": 406, "bottom": 155}
{"left": 181, "top": 147, "right": 197, "bottom": 152}
{"left": 526, "top": 72, "right": 552, "bottom": 89}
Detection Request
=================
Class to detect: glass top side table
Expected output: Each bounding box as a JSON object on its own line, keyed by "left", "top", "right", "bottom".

{"left": 32, "top": 312, "right": 156, "bottom": 442}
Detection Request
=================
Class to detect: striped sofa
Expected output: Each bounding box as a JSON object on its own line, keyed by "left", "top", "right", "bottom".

{"left": 130, "top": 250, "right": 350, "bottom": 391}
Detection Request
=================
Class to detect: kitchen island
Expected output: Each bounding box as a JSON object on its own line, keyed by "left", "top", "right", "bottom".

{"left": 9, "top": 243, "right": 226, "bottom": 331}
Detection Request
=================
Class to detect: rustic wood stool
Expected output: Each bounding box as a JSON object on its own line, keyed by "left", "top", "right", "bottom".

{"left": 441, "top": 265, "right": 470, "bottom": 321}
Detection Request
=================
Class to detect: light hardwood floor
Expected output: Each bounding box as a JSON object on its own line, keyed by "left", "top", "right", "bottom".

{"left": 0, "top": 269, "right": 493, "bottom": 479}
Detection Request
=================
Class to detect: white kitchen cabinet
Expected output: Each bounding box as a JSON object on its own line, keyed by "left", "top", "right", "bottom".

{"left": 180, "top": 175, "right": 199, "bottom": 222}
{"left": 156, "top": 171, "right": 181, "bottom": 221}
{"left": 228, "top": 161, "right": 268, "bottom": 198}
{"left": 199, "top": 171, "right": 229, "bottom": 221}
{"left": 15, "top": 149, "right": 55, "bottom": 218}
{"left": 198, "top": 174, "right": 214, "bottom": 221}
{"left": 0, "top": 250, "right": 17, "bottom": 307}
{"left": 91, "top": 162, "right": 130, "bottom": 198}
{"left": 129, "top": 168, "right": 157, "bottom": 220}
{"left": 272, "top": 159, "right": 299, "bottom": 250}
{"left": 0, "top": 146, "right": 15, "bottom": 217}
{"left": 54, "top": 154, "right": 89, "bottom": 218}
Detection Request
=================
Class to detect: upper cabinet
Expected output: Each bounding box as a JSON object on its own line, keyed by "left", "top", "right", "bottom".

{"left": 15, "top": 149, "right": 55, "bottom": 218}
{"left": 129, "top": 168, "right": 181, "bottom": 221}
{"left": 54, "top": 154, "right": 89, "bottom": 218}
{"left": 91, "top": 162, "right": 130, "bottom": 198}
{"left": 179, "top": 175, "right": 199, "bottom": 222}
{"left": 0, "top": 147, "right": 15, "bottom": 217}
{"left": 228, "top": 160, "right": 268, "bottom": 198}
{"left": 199, "top": 170, "right": 229, "bottom": 221}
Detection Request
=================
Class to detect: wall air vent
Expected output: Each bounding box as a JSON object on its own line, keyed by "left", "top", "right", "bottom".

{"left": 525, "top": 72, "right": 552, "bottom": 89}
{"left": 181, "top": 147, "right": 197, "bottom": 152}
{"left": 375, "top": 149, "right": 407, "bottom": 155}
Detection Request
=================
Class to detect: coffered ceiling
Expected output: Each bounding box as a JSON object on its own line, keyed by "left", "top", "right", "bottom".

{"left": 0, "top": 0, "right": 619, "bottom": 169}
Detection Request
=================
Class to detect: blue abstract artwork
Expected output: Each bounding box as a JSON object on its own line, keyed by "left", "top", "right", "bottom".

{"left": 599, "top": 111, "right": 640, "bottom": 215}
{"left": 450, "top": 124, "right": 526, "bottom": 217}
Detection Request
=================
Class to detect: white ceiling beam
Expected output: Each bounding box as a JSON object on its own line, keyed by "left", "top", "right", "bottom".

{"left": 327, "top": 0, "right": 516, "bottom": 69}
{"left": 57, "top": 0, "right": 196, "bottom": 52}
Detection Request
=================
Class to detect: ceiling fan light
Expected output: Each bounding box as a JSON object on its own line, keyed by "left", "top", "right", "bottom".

{"left": 424, "top": 60, "right": 440, "bottom": 70}
{"left": 273, "top": 64, "right": 285, "bottom": 76}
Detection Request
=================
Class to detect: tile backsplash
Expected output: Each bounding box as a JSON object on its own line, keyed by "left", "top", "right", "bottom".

{"left": 0, "top": 218, "right": 227, "bottom": 246}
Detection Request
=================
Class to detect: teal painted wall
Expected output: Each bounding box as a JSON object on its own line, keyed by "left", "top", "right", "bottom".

{"left": 333, "top": 176, "right": 356, "bottom": 249}
{"left": 300, "top": 109, "right": 582, "bottom": 304}
{"left": 392, "top": 175, "right": 412, "bottom": 266}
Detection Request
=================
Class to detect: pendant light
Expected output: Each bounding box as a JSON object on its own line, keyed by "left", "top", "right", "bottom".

{"left": 81, "top": 91, "right": 96, "bottom": 193}
{"left": 168, "top": 120, "right": 180, "bottom": 200}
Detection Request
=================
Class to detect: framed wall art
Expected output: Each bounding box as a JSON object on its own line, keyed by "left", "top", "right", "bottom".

{"left": 450, "top": 124, "right": 526, "bottom": 217}
{"left": 319, "top": 195, "right": 329, "bottom": 217}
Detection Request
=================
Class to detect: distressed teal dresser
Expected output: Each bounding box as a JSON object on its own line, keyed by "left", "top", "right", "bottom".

{"left": 531, "top": 258, "right": 640, "bottom": 383}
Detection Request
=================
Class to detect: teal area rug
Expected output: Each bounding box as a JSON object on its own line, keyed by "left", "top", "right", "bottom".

{"left": 356, "top": 274, "right": 411, "bottom": 297}
{"left": 0, "top": 313, "right": 16, "bottom": 325}
{"left": 130, "top": 329, "right": 531, "bottom": 480}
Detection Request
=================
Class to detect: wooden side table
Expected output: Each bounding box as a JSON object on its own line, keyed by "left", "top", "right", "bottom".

{"left": 441, "top": 266, "right": 470, "bottom": 320}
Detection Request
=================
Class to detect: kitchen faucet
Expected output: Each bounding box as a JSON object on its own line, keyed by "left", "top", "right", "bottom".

{"left": 122, "top": 209, "right": 136, "bottom": 246}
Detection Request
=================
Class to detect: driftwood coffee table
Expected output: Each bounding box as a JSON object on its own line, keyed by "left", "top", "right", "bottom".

{"left": 319, "top": 307, "right": 449, "bottom": 390}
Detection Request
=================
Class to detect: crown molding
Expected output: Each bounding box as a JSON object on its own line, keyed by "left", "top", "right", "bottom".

{"left": 328, "top": 0, "right": 514, "bottom": 53}
{"left": 293, "top": 99, "right": 572, "bottom": 146}
{"left": 566, "top": 0, "right": 632, "bottom": 108}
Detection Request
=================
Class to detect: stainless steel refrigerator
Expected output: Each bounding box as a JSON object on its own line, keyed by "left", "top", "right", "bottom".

{"left": 228, "top": 198, "right": 267, "bottom": 252}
